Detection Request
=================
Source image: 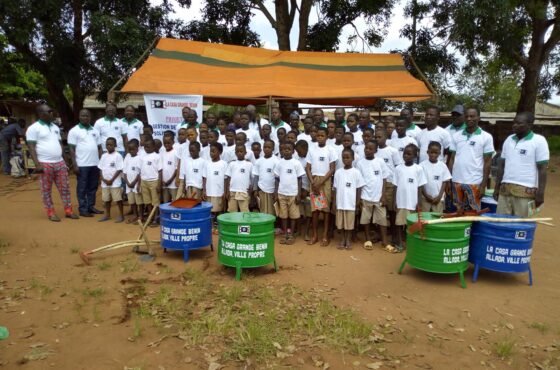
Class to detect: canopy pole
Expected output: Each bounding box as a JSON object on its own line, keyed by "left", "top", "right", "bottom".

{"left": 108, "top": 36, "right": 160, "bottom": 102}
{"left": 268, "top": 96, "right": 273, "bottom": 121}
{"left": 408, "top": 54, "right": 438, "bottom": 105}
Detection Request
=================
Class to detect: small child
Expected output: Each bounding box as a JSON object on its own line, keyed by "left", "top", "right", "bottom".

{"left": 222, "top": 129, "right": 237, "bottom": 163}
{"left": 252, "top": 140, "right": 278, "bottom": 215}
{"left": 225, "top": 145, "right": 253, "bottom": 212}
{"left": 332, "top": 148, "right": 365, "bottom": 250}
{"left": 345, "top": 113, "right": 363, "bottom": 148}
{"left": 140, "top": 139, "right": 162, "bottom": 226}
{"left": 385, "top": 121, "right": 396, "bottom": 144}
{"left": 420, "top": 141, "right": 451, "bottom": 212}
{"left": 326, "top": 121, "right": 337, "bottom": 147}
{"left": 390, "top": 118, "right": 418, "bottom": 159}
{"left": 392, "top": 144, "right": 426, "bottom": 251}
{"left": 235, "top": 132, "right": 255, "bottom": 163}
{"left": 182, "top": 141, "right": 206, "bottom": 200}
{"left": 336, "top": 132, "right": 360, "bottom": 170}
{"left": 98, "top": 137, "right": 124, "bottom": 223}
{"left": 154, "top": 138, "right": 162, "bottom": 154}
{"left": 274, "top": 142, "right": 305, "bottom": 244}
{"left": 276, "top": 127, "right": 287, "bottom": 147}
{"left": 357, "top": 128, "right": 374, "bottom": 157}
{"left": 160, "top": 136, "right": 177, "bottom": 203}
{"left": 202, "top": 142, "right": 227, "bottom": 225}
{"left": 251, "top": 142, "right": 262, "bottom": 162}
{"left": 217, "top": 118, "right": 229, "bottom": 146}
{"left": 199, "top": 130, "right": 211, "bottom": 161}
{"left": 295, "top": 140, "right": 312, "bottom": 240}
{"left": 123, "top": 140, "right": 143, "bottom": 223}
{"left": 297, "top": 117, "right": 313, "bottom": 146}
{"left": 334, "top": 125, "right": 345, "bottom": 146}
{"left": 174, "top": 127, "right": 188, "bottom": 199}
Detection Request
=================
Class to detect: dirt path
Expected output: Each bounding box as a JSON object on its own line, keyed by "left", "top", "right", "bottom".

{"left": 0, "top": 162, "right": 559, "bottom": 369}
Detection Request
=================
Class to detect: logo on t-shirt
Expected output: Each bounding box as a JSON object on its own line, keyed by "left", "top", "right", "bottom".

{"left": 147, "top": 161, "right": 152, "bottom": 166}
{"left": 110, "top": 162, "right": 115, "bottom": 168}
{"left": 399, "top": 147, "right": 404, "bottom": 152}
{"left": 345, "top": 182, "right": 351, "bottom": 187}
{"left": 167, "top": 161, "right": 172, "bottom": 165}
{"left": 374, "top": 170, "right": 380, "bottom": 175}
{"left": 287, "top": 169, "right": 293, "bottom": 174}
{"left": 213, "top": 171, "right": 219, "bottom": 175}
{"left": 240, "top": 169, "right": 245, "bottom": 173}
{"left": 193, "top": 168, "right": 199, "bottom": 173}
{"left": 319, "top": 156, "right": 325, "bottom": 161}
{"left": 408, "top": 178, "right": 414, "bottom": 183}
{"left": 131, "top": 166, "right": 136, "bottom": 171}
{"left": 114, "top": 127, "right": 119, "bottom": 131}
{"left": 519, "top": 149, "right": 527, "bottom": 155}
{"left": 469, "top": 141, "right": 476, "bottom": 146}
{"left": 266, "top": 168, "right": 272, "bottom": 173}
{"left": 434, "top": 175, "right": 440, "bottom": 180}
{"left": 383, "top": 158, "right": 389, "bottom": 162}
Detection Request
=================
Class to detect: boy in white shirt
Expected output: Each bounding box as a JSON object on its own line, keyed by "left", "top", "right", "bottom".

{"left": 182, "top": 141, "right": 206, "bottom": 200}
{"left": 420, "top": 141, "right": 452, "bottom": 212}
{"left": 202, "top": 143, "right": 228, "bottom": 223}
{"left": 295, "top": 140, "right": 312, "bottom": 240}
{"left": 123, "top": 140, "right": 143, "bottom": 224}
{"left": 160, "top": 136, "right": 178, "bottom": 203}
{"left": 97, "top": 137, "right": 124, "bottom": 223}
{"left": 173, "top": 128, "right": 188, "bottom": 199}
{"left": 199, "top": 130, "right": 211, "bottom": 162}
{"left": 140, "top": 138, "right": 163, "bottom": 226}
{"left": 390, "top": 118, "right": 418, "bottom": 160}
{"left": 222, "top": 129, "right": 237, "bottom": 163}
{"left": 252, "top": 140, "right": 279, "bottom": 215}
{"left": 392, "top": 144, "right": 427, "bottom": 251}
{"left": 336, "top": 132, "right": 360, "bottom": 170}
{"left": 225, "top": 145, "right": 253, "bottom": 212}
{"left": 333, "top": 148, "right": 365, "bottom": 250}
{"left": 274, "top": 142, "right": 305, "bottom": 244}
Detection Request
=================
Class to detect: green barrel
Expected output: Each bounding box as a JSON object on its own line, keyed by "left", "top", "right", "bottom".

{"left": 217, "top": 212, "right": 277, "bottom": 280}
{"left": 398, "top": 212, "right": 472, "bottom": 288}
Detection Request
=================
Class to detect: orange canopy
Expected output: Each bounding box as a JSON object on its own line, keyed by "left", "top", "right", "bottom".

{"left": 121, "top": 38, "right": 433, "bottom": 106}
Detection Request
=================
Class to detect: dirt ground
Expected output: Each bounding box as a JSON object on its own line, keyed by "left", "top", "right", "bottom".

{"left": 0, "top": 160, "right": 559, "bottom": 370}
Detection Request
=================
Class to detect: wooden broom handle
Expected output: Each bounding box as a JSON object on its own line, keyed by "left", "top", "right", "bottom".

{"left": 423, "top": 216, "right": 553, "bottom": 225}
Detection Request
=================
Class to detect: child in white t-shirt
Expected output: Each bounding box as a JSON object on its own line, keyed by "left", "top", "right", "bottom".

{"left": 252, "top": 140, "right": 279, "bottom": 216}
{"left": 174, "top": 128, "right": 188, "bottom": 199}
{"left": 123, "top": 140, "right": 143, "bottom": 223}
{"left": 336, "top": 132, "right": 360, "bottom": 170}
{"left": 222, "top": 129, "right": 237, "bottom": 163}
{"left": 420, "top": 141, "right": 452, "bottom": 212}
{"left": 98, "top": 137, "right": 124, "bottom": 223}
{"left": 203, "top": 142, "right": 228, "bottom": 224}
{"left": 274, "top": 142, "right": 305, "bottom": 244}
{"left": 225, "top": 145, "right": 253, "bottom": 212}
{"left": 333, "top": 148, "right": 365, "bottom": 250}
{"left": 182, "top": 141, "right": 206, "bottom": 200}
{"left": 391, "top": 143, "right": 427, "bottom": 250}
{"left": 160, "top": 136, "right": 178, "bottom": 203}
{"left": 295, "top": 140, "right": 311, "bottom": 240}
{"left": 140, "top": 138, "right": 163, "bottom": 226}
{"left": 390, "top": 118, "right": 418, "bottom": 160}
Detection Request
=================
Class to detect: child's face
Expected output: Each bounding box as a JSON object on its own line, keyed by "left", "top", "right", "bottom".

{"left": 396, "top": 121, "right": 407, "bottom": 136}
{"left": 316, "top": 130, "right": 327, "bottom": 145}
{"left": 199, "top": 132, "right": 209, "bottom": 146}
{"left": 199, "top": 123, "right": 208, "bottom": 132}
{"left": 261, "top": 125, "right": 271, "bottom": 138}
{"left": 143, "top": 126, "right": 153, "bottom": 136}
{"left": 277, "top": 129, "right": 286, "bottom": 142}
{"left": 235, "top": 146, "right": 246, "bottom": 160}
{"left": 128, "top": 144, "right": 138, "bottom": 156}
{"left": 206, "top": 114, "right": 217, "bottom": 127}
{"left": 342, "top": 151, "right": 353, "bottom": 166}
{"left": 178, "top": 129, "right": 187, "bottom": 143}
{"left": 106, "top": 140, "right": 116, "bottom": 153}
{"left": 374, "top": 131, "right": 386, "bottom": 146}
{"left": 362, "top": 130, "right": 373, "bottom": 143}
{"left": 208, "top": 132, "right": 218, "bottom": 144}
{"left": 309, "top": 126, "right": 318, "bottom": 141}
{"left": 186, "top": 111, "right": 197, "bottom": 124}
{"left": 335, "top": 127, "right": 345, "bottom": 143}
{"left": 286, "top": 132, "right": 297, "bottom": 143}
{"left": 235, "top": 134, "right": 246, "bottom": 147}
{"left": 189, "top": 144, "right": 200, "bottom": 158}
{"left": 140, "top": 135, "right": 147, "bottom": 147}
{"left": 342, "top": 134, "right": 354, "bottom": 149}
{"left": 386, "top": 122, "right": 395, "bottom": 136}
{"left": 290, "top": 118, "right": 299, "bottom": 131}
{"left": 144, "top": 141, "right": 155, "bottom": 154}
{"left": 281, "top": 144, "right": 293, "bottom": 159}
{"left": 187, "top": 128, "right": 198, "bottom": 142}
{"left": 226, "top": 131, "right": 235, "bottom": 145}
{"left": 163, "top": 137, "right": 174, "bottom": 151}
{"left": 327, "top": 123, "right": 336, "bottom": 138}
{"left": 182, "top": 108, "right": 190, "bottom": 121}
{"left": 428, "top": 147, "right": 440, "bottom": 162}
{"left": 403, "top": 147, "right": 416, "bottom": 164}
{"left": 303, "top": 119, "right": 313, "bottom": 133}
{"left": 295, "top": 146, "right": 308, "bottom": 158}
{"left": 375, "top": 122, "right": 386, "bottom": 132}
{"left": 252, "top": 144, "right": 261, "bottom": 158}
{"left": 217, "top": 120, "right": 227, "bottom": 133}
{"left": 263, "top": 141, "right": 274, "bottom": 157}
{"left": 154, "top": 140, "right": 162, "bottom": 153}
{"left": 364, "top": 142, "right": 376, "bottom": 159}
{"left": 347, "top": 116, "right": 357, "bottom": 131}
{"left": 240, "top": 115, "right": 250, "bottom": 128}
{"left": 210, "top": 146, "right": 220, "bottom": 161}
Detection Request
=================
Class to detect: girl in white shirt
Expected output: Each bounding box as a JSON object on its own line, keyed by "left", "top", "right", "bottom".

{"left": 182, "top": 141, "right": 206, "bottom": 200}
{"left": 252, "top": 140, "right": 279, "bottom": 215}
{"left": 225, "top": 145, "right": 253, "bottom": 212}
{"left": 203, "top": 142, "right": 228, "bottom": 224}
{"left": 160, "top": 136, "right": 178, "bottom": 203}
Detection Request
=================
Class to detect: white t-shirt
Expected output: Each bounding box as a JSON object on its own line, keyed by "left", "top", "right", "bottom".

{"left": 327, "top": 138, "right": 337, "bottom": 147}
{"left": 67, "top": 124, "right": 101, "bottom": 167}
{"left": 335, "top": 145, "right": 360, "bottom": 170}
{"left": 222, "top": 144, "right": 237, "bottom": 163}
{"left": 391, "top": 163, "right": 427, "bottom": 210}
{"left": 274, "top": 157, "right": 305, "bottom": 196}
{"left": 297, "top": 132, "right": 312, "bottom": 147}
{"left": 217, "top": 134, "right": 228, "bottom": 146}
{"left": 94, "top": 117, "right": 127, "bottom": 151}
{"left": 160, "top": 149, "right": 177, "bottom": 189}
{"left": 236, "top": 127, "right": 261, "bottom": 145}
{"left": 98, "top": 151, "right": 124, "bottom": 188}
{"left": 296, "top": 154, "right": 310, "bottom": 191}
{"left": 122, "top": 118, "right": 144, "bottom": 142}
{"left": 183, "top": 157, "right": 206, "bottom": 188}
{"left": 449, "top": 127, "right": 494, "bottom": 185}
{"left": 253, "top": 156, "right": 279, "bottom": 193}
{"left": 140, "top": 152, "right": 162, "bottom": 181}
{"left": 270, "top": 121, "right": 292, "bottom": 142}
{"left": 420, "top": 159, "right": 452, "bottom": 198}
{"left": 200, "top": 145, "right": 211, "bottom": 162}
{"left": 391, "top": 123, "right": 422, "bottom": 142}
{"left": 417, "top": 126, "right": 452, "bottom": 163}
{"left": 123, "top": 154, "right": 142, "bottom": 193}
{"left": 26, "top": 120, "right": 63, "bottom": 163}
{"left": 501, "top": 132, "right": 549, "bottom": 188}
{"left": 225, "top": 160, "right": 253, "bottom": 193}
{"left": 306, "top": 144, "right": 338, "bottom": 176}
{"left": 389, "top": 135, "right": 418, "bottom": 160}
{"left": 356, "top": 157, "right": 389, "bottom": 202}
{"left": 203, "top": 159, "right": 228, "bottom": 197}
{"left": 375, "top": 145, "right": 402, "bottom": 182}
{"left": 348, "top": 129, "right": 364, "bottom": 147}
{"left": 333, "top": 167, "right": 365, "bottom": 210}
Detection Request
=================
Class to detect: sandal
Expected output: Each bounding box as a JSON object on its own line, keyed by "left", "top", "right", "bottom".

{"left": 337, "top": 241, "right": 346, "bottom": 250}
{"left": 363, "top": 241, "right": 374, "bottom": 250}
{"left": 320, "top": 238, "right": 330, "bottom": 247}
{"left": 285, "top": 234, "right": 295, "bottom": 245}
{"left": 383, "top": 244, "right": 399, "bottom": 253}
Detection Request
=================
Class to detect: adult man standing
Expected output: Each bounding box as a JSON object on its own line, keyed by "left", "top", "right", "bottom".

{"left": 447, "top": 105, "right": 466, "bottom": 134}
{"left": 26, "top": 104, "right": 79, "bottom": 221}
{"left": 313, "top": 108, "right": 327, "bottom": 128}
{"left": 122, "top": 105, "right": 144, "bottom": 142}
{"left": 448, "top": 107, "right": 494, "bottom": 212}
{"left": 68, "top": 109, "right": 103, "bottom": 217}
{"left": 358, "top": 109, "right": 374, "bottom": 131}
{"left": 94, "top": 103, "right": 128, "bottom": 154}
{"left": 392, "top": 108, "right": 422, "bottom": 141}
{"left": 246, "top": 104, "right": 269, "bottom": 131}
{"left": 269, "top": 107, "right": 291, "bottom": 142}
{"left": 334, "top": 108, "right": 346, "bottom": 127}
{"left": 494, "top": 112, "right": 549, "bottom": 217}
{"left": 175, "top": 106, "right": 191, "bottom": 136}
{"left": 0, "top": 117, "right": 25, "bottom": 175}
{"left": 417, "top": 106, "right": 451, "bottom": 163}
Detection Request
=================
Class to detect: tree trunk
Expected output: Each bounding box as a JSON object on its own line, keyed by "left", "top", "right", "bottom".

{"left": 275, "top": 0, "right": 291, "bottom": 50}
{"left": 296, "top": 0, "right": 313, "bottom": 51}
{"left": 516, "top": 66, "right": 540, "bottom": 114}
{"left": 45, "top": 79, "right": 75, "bottom": 131}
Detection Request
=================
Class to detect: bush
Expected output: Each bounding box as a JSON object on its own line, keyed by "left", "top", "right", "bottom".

{"left": 547, "top": 136, "right": 560, "bottom": 155}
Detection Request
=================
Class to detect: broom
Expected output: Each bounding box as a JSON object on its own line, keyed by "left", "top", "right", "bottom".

{"left": 408, "top": 215, "right": 553, "bottom": 234}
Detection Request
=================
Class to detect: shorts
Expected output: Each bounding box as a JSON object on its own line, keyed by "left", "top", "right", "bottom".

{"left": 310, "top": 176, "right": 332, "bottom": 212}
{"left": 336, "top": 210, "right": 355, "bottom": 230}
{"left": 299, "top": 196, "right": 312, "bottom": 218}
{"left": 360, "top": 200, "right": 388, "bottom": 226}
{"left": 395, "top": 208, "right": 412, "bottom": 226}
{"left": 420, "top": 195, "right": 444, "bottom": 213}
{"left": 228, "top": 191, "right": 249, "bottom": 212}
{"left": 496, "top": 194, "right": 533, "bottom": 218}
{"left": 162, "top": 188, "right": 177, "bottom": 203}
{"left": 452, "top": 183, "right": 481, "bottom": 211}
{"left": 208, "top": 196, "right": 224, "bottom": 212}
{"left": 278, "top": 194, "right": 300, "bottom": 219}
{"left": 384, "top": 183, "right": 396, "bottom": 211}
{"left": 258, "top": 190, "right": 275, "bottom": 215}
{"left": 141, "top": 180, "right": 160, "bottom": 206}
{"left": 186, "top": 186, "right": 202, "bottom": 200}
{"left": 102, "top": 187, "right": 122, "bottom": 203}
{"left": 175, "top": 179, "right": 185, "bottom": 200}
{"left": 127, "top": 191, "right": 143, "bottom": 205}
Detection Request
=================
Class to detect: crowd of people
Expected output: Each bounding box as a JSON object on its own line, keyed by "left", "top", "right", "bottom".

{"left": 18, "top": 102, "right": 549, "bottom": 252}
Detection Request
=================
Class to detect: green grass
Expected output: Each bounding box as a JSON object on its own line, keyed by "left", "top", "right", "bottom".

{"left": 70, "top": 247, "right": 79, "bottom": 254}
{"left": 82, "top": 287, "right": 105, "bottom": 298}
{"left": 529, "top": 322, "right": 549, "bottom": 334}
{"left": 494, "top": 338, "right": 515, "bottom": 359}
{"left": 121, "top": 258, "right": 140, "bottom": 273}
{"left": 547, "top": 136, "right": 560, "bottom": 155}
{"left": 29, "top": 278, "right": 53, "bottom": 298}
{"left": 97, "top": 261, "right": 112, "bottom": 271}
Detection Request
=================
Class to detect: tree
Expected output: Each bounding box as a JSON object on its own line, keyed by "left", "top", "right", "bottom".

{"left": 0, "top": 0, "right": 189, "bottom": 129}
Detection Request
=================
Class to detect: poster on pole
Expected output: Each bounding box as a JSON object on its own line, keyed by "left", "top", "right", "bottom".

{"left": 143, "top": 94, "right": 203, "bottom": 139}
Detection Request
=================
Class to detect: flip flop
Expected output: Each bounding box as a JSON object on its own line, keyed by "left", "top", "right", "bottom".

{"left": 126, "top": 217, "right": 138, "bottom": 224}
{"left": 363, "top": 241, "right": 374, "bottom": 250}
{"left": 337, "top": 241, "right": 345, "bottom": 250}
{"left": 98, "top": 216, "right": 110, "bottom": 222}
{"left": 320, "top": 238, "right": 330, "bottom": 247}
{"left": 307, "top": 237, "right": 318, "bottom": 246}
{"left": 383, "top": 244, "right": 399, "bottom": 254}
{"left": 285, "top": 234, "right": 295, "bottom": 245}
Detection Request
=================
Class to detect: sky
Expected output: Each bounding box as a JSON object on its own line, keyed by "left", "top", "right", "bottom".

{"left": 164, "top": 0, "right": 560, "bottom": 106}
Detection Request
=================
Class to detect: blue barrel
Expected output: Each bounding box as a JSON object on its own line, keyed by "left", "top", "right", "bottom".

{"left": 469, "top": 213, "right": 537, "bottom": 285}
{"left": 481, "top": 196, "right": 497, "bottom": 213}
{"left": 159, "top": 202, "right": 213, "bottom": 262}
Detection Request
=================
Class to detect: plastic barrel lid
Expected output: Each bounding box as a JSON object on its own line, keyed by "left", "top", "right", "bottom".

{"left": 218, "top": 212, "right": 275, "bottom": 225}
{"left": 0, "top": 327, "right": 9, "bottom": 340}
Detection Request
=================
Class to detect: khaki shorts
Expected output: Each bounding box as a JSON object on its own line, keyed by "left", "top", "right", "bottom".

{"left": 162, "top": 188, "right": 177, "bottom": 203}
{"left": 228, "top": 191, "right": 249, "bottom": 212}
{"left": 395, "top": 208, "right": 412, "bottom": 226}
{"left": 336, "top": 210, "right": 355, "bottom": 230}
{"left": 186, "top": 186, "right": 202, "bottom": 200}
{"left": 497, "top": 194, "right": 533, "bottom": 218}
{"left": 102, "top": 187, "right": 122, "bottom": 203}
{"left": 258, "top": 190, "right": 275, "bottom": 215}
{"left": 175, "top": 179, "right": 185, "bottom": 200}
{"left": 311, "top": 176, "right": 332, "bottom": 212}
{"left": 299, "top": 196, "right": 312, "bottom": 218}
{"left": 208, "top": 196, "right": 224, "bottom": 213}
{"left": 384, "top": 183, "right": 396, "bottom": 211}
{"left": 142, "top": 180, "right": 160, "bottom": 206}
{"left": 420, "top": 196, "right": 444, "bottom": 213}
{"left": 127, "top": 191, "right": 143, "bottom": 205}
{"left": 278, "top": 194, "right": 300, "bottom": 219}
{"left": 360, "top": 200, "right": 388, "bottom": 226}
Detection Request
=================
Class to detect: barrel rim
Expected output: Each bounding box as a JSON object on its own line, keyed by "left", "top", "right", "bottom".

{"left": 159, "top": 201, "right": 213, "bottom": 212}
{"left": 218, "top": 212, "right": 276, "bottom": 225}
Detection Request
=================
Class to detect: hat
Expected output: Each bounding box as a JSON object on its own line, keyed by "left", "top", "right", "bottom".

{"left": 290, "top": 111, "right": 300, "bottom": 119}
{"left": 451, "top": 105, "right": 464, "bottom": 115}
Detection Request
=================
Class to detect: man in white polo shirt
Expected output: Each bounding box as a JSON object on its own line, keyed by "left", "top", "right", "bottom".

{"left": 448, "top": 107, "right": 494, "bottom": 212}
{"left": 94, "top": 103, "right": 128, "bottom": 155}
{"left": 26, "top": 104, "right": 79, "bottom": 221}
{"left": 68, "top": 109, "right": 103, "bottom": 217}
{"left": 391, "top": 108, "right": 422, "bottom": 141}
{"left": 269, "top": 107, "right": 291, "bottom": 142}
{"left": 494, "top": 112, "right": 549, "bottom": 217}
{"left": 417, "top": 105, "right": 451, "bottom": 163}
{"left": 122, "top": 105, "right": 144, "bottom": 142}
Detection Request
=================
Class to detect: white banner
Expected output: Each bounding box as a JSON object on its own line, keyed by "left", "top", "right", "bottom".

{"left": 143, "top": 94, "right": 203, "bottom": 139}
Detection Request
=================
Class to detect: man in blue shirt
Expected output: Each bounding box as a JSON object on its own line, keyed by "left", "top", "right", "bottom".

{"left": 0, "top": 118, "right": 25, "bottom": 175}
